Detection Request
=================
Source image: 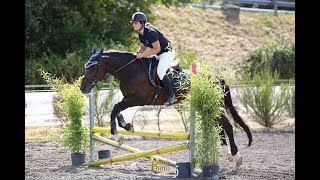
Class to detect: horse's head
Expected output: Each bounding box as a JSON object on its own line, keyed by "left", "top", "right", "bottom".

{"left": 80, "top": 48, "right": 106, "bottom": 94}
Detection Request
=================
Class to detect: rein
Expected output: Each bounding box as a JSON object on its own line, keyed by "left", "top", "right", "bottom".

{"left": 110, "top": 57, "right": 137, "bottom": 75}
{"left": 90, "top": 56, "right": 138, "bottom": 90}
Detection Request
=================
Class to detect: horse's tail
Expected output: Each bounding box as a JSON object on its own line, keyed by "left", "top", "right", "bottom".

{"left": 220, "top": 78, "right": 253, "bottom": 147}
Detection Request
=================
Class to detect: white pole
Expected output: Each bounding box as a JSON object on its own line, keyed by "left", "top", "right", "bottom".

{"left": 89, "top": 90, "right": 95, "bottom": 161}
{"left": 189, "top": 104, "right": 196, "bottom": 177}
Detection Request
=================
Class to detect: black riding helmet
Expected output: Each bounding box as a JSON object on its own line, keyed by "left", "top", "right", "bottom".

{"left": 131, "top": 12, "right": 147, "bottom": 24}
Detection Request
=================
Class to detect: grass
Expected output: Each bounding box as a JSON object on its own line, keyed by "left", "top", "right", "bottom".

{"left": 25, "top": 126, "right": 62, "bottom": 141}
{"left": 151, "top": 4, "right": 294, "bottom": 70}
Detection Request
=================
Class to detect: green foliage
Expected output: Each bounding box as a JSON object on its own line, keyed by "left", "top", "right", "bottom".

{"left": 186, "top": 65, "right": 223, "bottom": 167}
{"left": 236, "top": 40, "right": 295, "bottom": 80}
{"left": 38, "top": 69, "right": 67, "bottom": 122}
{"left": 284, "top": 80, "right": 295, "bottom": 118}
{"left": 59, "top": 121, "right": 90, "bottom": 154}
{"left": 25, "top": 0, "right": 193, "bottom": 84}
{"left": 25, "top": 0, "right": 190, "bottom": 59}
{"left": 39, "top": 69, "right": 89, "bottom": 153}
{"left": 237, "top": 69, "right": 292, "bottom": 128}
{"left": 175, "top": 51, "right": 197, "bottom": 70}
{"left": 26, "top": 51, "right": 84, "bottom": 84}
{"left": 174, "top": 103, "right": 190, "bottom": 132}
{"left": 93, "top": 77, "right": 118, "bottom": 127}
{"left": 55, "top": 78, "right": 90, "bottom": 154}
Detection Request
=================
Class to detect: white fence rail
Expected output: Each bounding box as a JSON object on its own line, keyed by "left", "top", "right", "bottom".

{"left": 25, "top": 85, "right": 294, "bottom": 127}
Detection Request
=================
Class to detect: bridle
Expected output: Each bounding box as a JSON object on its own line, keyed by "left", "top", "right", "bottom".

{"left": 85, "top": 56, "right": 138, "bottom": 89}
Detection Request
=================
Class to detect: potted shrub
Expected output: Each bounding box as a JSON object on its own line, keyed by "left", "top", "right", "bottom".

{"left": 186, "top": 65, "right": 223, "bottom": 179}
{"left": 56, "top": 77, "right": 90, "bottom": 166}
{"left": 39, "top": 70, "right": 90, "bottom": 166}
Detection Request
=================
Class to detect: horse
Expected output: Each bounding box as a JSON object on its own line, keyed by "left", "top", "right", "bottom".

{"left": 80, "top": 48, "right": 253, "bottom": 166}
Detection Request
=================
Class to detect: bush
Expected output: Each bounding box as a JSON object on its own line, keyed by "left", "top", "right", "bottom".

{"left": 237, "top": 69, "right": 291, "bottom": 128}
{"left": 56, "top": 77, "right": 90, "bottom": 154}
{"left": 92, "top": 77, "right": 118, "bottom": 127}
{"left": 236, "top": 40, "right": 295, "bottom": 80}
{"left": 39, "top": 69, "right": 89, "bottom": 153}
{"left": 284, "top": 81, "right": 295, "bottom": 118}
{"left": 186, "top": 65, "right": 223, "bottom": 167}
{"left": 39, "top": 69, "right": 69, "bottom": 123}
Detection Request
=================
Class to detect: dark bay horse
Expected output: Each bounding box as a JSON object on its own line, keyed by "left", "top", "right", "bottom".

{"left": 80, "top": 48, "right": 252, "bottom": 166}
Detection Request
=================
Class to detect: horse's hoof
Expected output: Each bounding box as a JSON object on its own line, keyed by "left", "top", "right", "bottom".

{"left": 128, "top": 123, "right": 134, "bottom": 133}
{"left": 221, "top": 145, "right": 233, "bottom": 162}
{"left": 114, "top": 134, "right": 124, "bottom": 146}
{"left": 233, "top": 152, "right": 242, "bottom": 167}
{"left": 236, "top": 157, "right": 242, "bottom": 167}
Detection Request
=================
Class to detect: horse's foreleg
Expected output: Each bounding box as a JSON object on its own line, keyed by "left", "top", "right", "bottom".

{"left": 110, "top": 96, "right": 143, "bottom": 145}
{"left": 117, "top": 113, "right": 134, "bottom": 132}
{"left": 219, "top": 115, "right": 242, "bottom": 167}
{"left": 110, "top": 106, "right": 124, "bottom": 145}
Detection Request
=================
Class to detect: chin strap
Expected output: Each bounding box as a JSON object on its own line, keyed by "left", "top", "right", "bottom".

{"left": 138, "top": 22, "right": 145, "bottom": 33}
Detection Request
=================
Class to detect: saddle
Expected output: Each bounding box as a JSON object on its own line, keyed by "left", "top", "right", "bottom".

{"left": 141, "top": 57, "right": 189, "bottom": 105}
{"left": 144, "top": 57, "right": 188, "bottom": 89}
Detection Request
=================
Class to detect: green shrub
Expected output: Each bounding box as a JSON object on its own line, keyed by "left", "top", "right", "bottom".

{"left": 175, "top": 51, "right": 197, "bottom": 70}
{"left": 93, "top": 77, "right": 118, "bottom": 127}
{"left": 236, "top": 40, "right": 295, "bottom": 80}
{"left": 38, "top": 69, "right": 68, "bottom": 123}
{"left": 39, "top": 69, "right": 89, "bottom": 153}
{"left": 26, "top": 51, "right": 85, "bottom": 85}
{"left": 284, "top": 81, "right": 295, "bottom": 118}
{"left": 237, "top": 69, "right": 291, "bottom": 128}
{"left": 56, "top": 77, "right": 90, "bottom": 154}
{"left": 186, "top": 65, "right": 223, "bottom": 167}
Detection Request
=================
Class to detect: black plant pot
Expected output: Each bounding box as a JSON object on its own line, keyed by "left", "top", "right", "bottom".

{"left": 202, "top": 165, "right": 219, "bottom": 180}
{"left": 175, "top": 162, "right": 191, "bottom": 178}
{"left": 98, "top": 150, "right": 111, "bottom": 159}
{"left": 71, "top": 153, "right": 86, "bottom": 166}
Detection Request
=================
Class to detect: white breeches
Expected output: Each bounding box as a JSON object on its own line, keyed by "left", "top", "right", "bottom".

{"left": 154, "top": 51, "right": 175, "bottom": 80}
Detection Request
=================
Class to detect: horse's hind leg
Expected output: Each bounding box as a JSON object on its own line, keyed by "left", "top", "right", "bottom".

{"left": 218, "top": 114, "right": 242, "bottom": 167}
{"left": 219, "top": 129, "right": 233, "bottom": 162}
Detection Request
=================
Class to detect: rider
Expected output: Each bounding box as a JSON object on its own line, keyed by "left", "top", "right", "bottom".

{"left": 131, "top": 11, "right": 177, "bottom": 106}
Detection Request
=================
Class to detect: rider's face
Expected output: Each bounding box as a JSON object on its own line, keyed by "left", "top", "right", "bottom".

{"left": 132, "top": 21, "right": 142, "bottom": 31}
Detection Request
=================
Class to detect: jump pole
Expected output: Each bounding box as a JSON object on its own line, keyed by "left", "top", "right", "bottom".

{"left": 87, "top": 142, "right": 188, "bottom": 166}
{"left": 91, "top": 133, "right": 202, "bottom": 173}
{"left": 91, "top": 127, "right": 189, "bottom": 140}
{"left": 87, "top": 91, "right": 199, "bottom": 174}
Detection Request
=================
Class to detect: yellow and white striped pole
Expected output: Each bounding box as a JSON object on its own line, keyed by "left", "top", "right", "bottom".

{"left": 86, "top": 141, "right": 188, "bottom": 166}
{"left": 91, "top": 127, "right": 189, "bottom": 140}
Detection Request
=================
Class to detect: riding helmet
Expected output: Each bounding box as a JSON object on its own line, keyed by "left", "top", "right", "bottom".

{"left": 131, "top": 12, "right": 147, "bottom": 23}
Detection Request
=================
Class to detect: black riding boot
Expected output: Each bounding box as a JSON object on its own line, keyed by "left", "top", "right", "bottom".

{"left": 161, "top": 75, "right": 177, "bottom": 106}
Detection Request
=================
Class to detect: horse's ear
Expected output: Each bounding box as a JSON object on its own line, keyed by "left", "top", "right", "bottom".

{"left": 92, "top": 48, "right": 96, "bottom": 55}
{"left": 99, "top": 48, "right": 104, "bottom": 55}
{"left": 96, "top": 48, "right": 104, "bottom": 60}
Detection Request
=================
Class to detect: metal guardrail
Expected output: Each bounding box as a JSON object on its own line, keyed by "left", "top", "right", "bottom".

{"left": 222, "top": 0, "right": 295, "bottom": 8}
{"left": 189, "top": 0, "right": 294, "bottom": 16}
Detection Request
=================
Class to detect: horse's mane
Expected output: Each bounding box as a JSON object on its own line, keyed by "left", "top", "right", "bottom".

{"left": 103, "top": 49, "right": 135, "bottom": 61}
